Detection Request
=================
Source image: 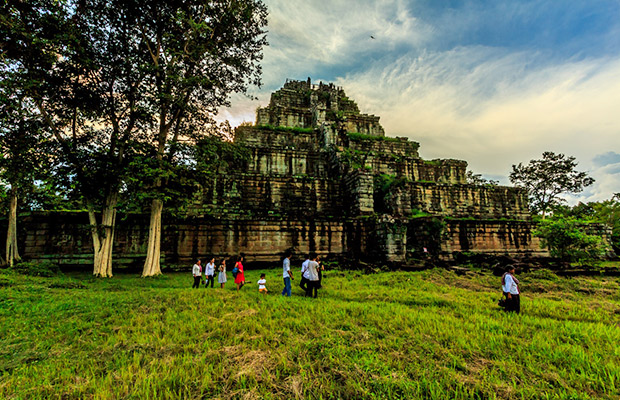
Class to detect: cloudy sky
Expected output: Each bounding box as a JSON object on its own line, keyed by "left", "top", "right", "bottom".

{"left": 220, "top": 0, "right": 620, "bottom": 203}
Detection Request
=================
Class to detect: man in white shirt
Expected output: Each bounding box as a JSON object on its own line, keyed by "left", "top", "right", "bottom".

{"left": 305, "top": 253, "right": 320, "bottom": 298}
{"left": 299, "top": 255, "right": 310, "bottom": 292}
{"left": 281, "top": 251, "right": 294, "bottom": 297}
{"left": 192, "top": 259, "right": 202, "bottom": 289}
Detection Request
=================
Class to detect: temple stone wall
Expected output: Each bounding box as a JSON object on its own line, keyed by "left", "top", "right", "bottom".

{"left": 441, "top": 219, "right": 547, "bottom": 257}
{"left": 407, "top": 183, "right": 530, "bottom": 219}
{"left": 10, "top": 212, "right": 356, "bottom": 267}
{"left": 190, "top": 174, "right": 343, "bottom": 219}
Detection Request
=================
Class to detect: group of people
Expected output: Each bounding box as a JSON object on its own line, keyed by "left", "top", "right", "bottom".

{"left": 500, "top": 265, "right": 520, "bottom": 313}
{"left": 192, "top": 255, "right": 248, "bottom": 291}
{"left": 191, "top": 251, "right": 325, "bottom": 298}
{"left": 192, "top": 254, "right": 522, "bottom": 310}
{"left": 281, "top": 251, "right": 324, "bottom": 298}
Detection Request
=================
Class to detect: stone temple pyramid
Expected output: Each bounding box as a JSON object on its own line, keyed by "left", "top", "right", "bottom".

{"left": 19, "top": 78, "right": 544, "bottom": 267}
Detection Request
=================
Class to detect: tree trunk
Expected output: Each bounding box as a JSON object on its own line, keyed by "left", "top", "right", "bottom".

{"left": 142, "top": 198, "right": 163, "bottom": 277}
{"left": 89, "top": 193, "right": 118, "bottom": 277}
{"left": 5, "top": 189, "right": 21, "bottom": 267}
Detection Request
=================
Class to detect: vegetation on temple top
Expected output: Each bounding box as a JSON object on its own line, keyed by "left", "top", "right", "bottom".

{"left": 373, "top": 174, "right": 410, "bottom": 214}
{"left": 255, "top": 124, "right": 315, "bottom": 133}
{"left": 347, "top": 132, "right": 406, "bottom": 143}
{"left": 466, "top": 171, "right": 499, "bottom": 186}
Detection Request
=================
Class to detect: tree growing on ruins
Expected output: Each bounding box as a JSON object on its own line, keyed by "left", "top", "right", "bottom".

{"left": 509, "top": 152, "right": 594, "bottom": 219}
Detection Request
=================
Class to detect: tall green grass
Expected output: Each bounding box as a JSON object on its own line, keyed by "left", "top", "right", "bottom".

{"left": 1, "top": 266, "right": 619, "bottom": 399}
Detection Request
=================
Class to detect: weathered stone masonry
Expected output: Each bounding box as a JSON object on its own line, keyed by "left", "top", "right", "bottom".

{"left": 9, "top": 78, "right": 547, "bottom": 267}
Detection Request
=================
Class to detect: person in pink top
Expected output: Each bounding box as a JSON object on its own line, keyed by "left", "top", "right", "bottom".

{"left": 234, "top": 255, "right": 246, "bottom": 291}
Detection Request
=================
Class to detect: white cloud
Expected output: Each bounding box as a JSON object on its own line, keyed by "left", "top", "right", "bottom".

{"left": 335, "top": 49, "right": 620, "bottom": 201}
{"left": 220, "top": 0, "right": 620, "bottom": 202}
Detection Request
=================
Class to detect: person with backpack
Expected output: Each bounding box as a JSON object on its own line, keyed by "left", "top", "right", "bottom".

{"left": 233, "top": 255, "right": 245, "bottom": 291}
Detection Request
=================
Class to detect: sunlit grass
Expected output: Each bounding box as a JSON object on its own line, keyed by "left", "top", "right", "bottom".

{"left": 1, "top": 266, "right": 619, "bottom": 399}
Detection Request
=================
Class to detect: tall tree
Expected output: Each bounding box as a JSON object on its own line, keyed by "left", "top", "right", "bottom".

{"left": 509, "top": 152, "right": 595, "bottom": 219}
{"left": 0, "top": 75, "right": 50, "bottom": 267}
{"left": 1, "top": 0, "right": 150, "bottom": 276}
{"left": 135, "top": 0, "right": 268, "bottom": 277}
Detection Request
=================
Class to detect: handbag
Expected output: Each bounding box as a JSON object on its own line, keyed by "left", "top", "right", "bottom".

{"left": 497, "top": 298, "right": 507, "bottom": 308}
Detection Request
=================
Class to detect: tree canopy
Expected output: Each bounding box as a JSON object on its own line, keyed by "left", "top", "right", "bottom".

{"left": 509, "top": 152, "right": 595, "bottom": 218}
{"left": 0, "top": 0, "right": 268, "bottom": 276}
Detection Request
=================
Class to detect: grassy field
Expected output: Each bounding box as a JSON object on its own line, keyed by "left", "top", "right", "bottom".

{"left": 1, "top": 265, "right": 620, "bottom": 399}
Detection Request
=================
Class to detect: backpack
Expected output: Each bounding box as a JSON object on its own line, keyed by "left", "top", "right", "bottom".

{"left": 232, "top": 265, "right": 239, "bottom": 278}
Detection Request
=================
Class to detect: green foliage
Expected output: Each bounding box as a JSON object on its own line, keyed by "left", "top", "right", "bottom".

{"left": 534, "top": 216, "right": 608, "bottom": 263}
{"left": 373, "top": 174, "right": 409, "bottom": 214}
{"left": 339, "top": 148, "right": 368, "bottom": 170}
{"left": 11, "top": 261, "right": 61, "bottom": 277}
{"left": 552, "top": 194, "right": 620, "bottom": 253}
{"left": 2, "top": 268, "right": 620, "bottom": 398}
{"left": 256, "top": 125, "right": 314, "bottom": 134}
{"left": 422, "top": 159, "right": 442, "bottom": 166}
{"left": 409, "top": 208, "right": 430, "bottom": 218}
{"left": 465, "top": 171, "right": 498, "bottom": 186}
{"left": 510, "top": 152, "right": 595, "bottom": 217}
{"left": 347, "top": 132, "right": 402, "bottom": 143}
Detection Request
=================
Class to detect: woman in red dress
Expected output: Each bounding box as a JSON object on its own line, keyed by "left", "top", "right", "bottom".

{"left": 234, "top": 255, "right": 245, "bottom": 291}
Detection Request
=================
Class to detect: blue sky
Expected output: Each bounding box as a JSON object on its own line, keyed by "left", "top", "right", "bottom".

{"left": 221, "top": 0, "right": 620, "bottom": 203}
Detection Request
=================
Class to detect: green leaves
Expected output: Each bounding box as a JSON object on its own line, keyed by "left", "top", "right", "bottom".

{"left": 510, "top": 152, "right": 595, "bottom": 218}
{"left": 534, "top": 215, "right": 608, "bottom": 263}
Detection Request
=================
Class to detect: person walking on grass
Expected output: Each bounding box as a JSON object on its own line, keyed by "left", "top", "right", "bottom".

{"left": 305, "top": 253, "right": 320, "bottom": 298}
{"left": 192, "top": 259, "right": 202, "bottom": 289}
{"left": 257, "top": 273, "right": 268, "bottom": 296}
{"left": 218, "top": 258, "right": 227, "bottom": 289}
{"left": 281, "top": 251, "right": 294, "bottom": 297}
{"left": 502, "top": 265, "right": 521, "bottom": 314}
{"left": 299, "top": 254, "right": 310, "bottom": 292}
{"left": 205, "top": 257, "right": 216, "bottom": 289}
{"left": 234, "top": 255, "right": 246, "bottom": 291}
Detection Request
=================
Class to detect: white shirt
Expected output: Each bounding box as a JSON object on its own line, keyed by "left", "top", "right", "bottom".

{"left": 504, "top": 274, "right": 519, "bottom": 295}
{"left": 192, "top": 263, "right": 201, "bottom": 277}
{"left": 205, "top": 262, "right": 215, "bottom": 276}
{"left": 283, "top": 258, "right": 291, "bottom": 278}
{"left": 257, "top": 279, "right": 267, "bottom": 289}
{"left": 306, "top": 260, "right": 319, "bottom": 281}
{"left": 301, "top": 259, "right": 310, "bottom": 279}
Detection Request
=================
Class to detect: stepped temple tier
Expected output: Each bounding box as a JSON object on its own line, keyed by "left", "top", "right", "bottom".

{"left": 15, "top": 79, "right": 546, "bottom": 267}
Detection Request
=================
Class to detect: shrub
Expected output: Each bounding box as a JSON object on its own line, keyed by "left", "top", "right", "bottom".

{"left": 12, "top": 261, "right": 62, "bottom": 277}
{"left": 534, "top": 216, "right": 608, "bottom": 264}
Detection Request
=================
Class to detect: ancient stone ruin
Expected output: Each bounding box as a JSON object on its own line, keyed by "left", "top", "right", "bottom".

{"left": 15, "top": 78, "right": 546, "bottom": 267}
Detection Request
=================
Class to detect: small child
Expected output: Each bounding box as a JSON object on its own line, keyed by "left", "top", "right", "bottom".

{"left": 257, "top": 273, "right": 268, "bottom": 295}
